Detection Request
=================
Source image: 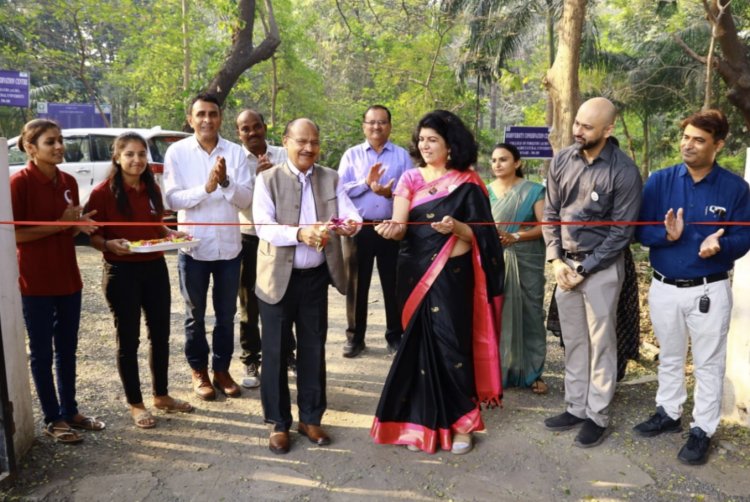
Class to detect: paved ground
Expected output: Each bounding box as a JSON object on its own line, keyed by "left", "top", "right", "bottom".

{"left": 2, "top": 246, "right": 750, "bottom": 501}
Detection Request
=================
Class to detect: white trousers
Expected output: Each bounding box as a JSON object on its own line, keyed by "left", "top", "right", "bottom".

{"left": 648, "top": 278, "right": 732, "bottom": 437}
{"left": 556, "top": 254, "right": 624, "bottom": 427}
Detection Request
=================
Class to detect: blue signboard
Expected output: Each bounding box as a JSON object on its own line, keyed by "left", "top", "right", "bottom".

{"left": 37, "top": 102, "right": 111, "bottom": 128}
{"left": 503, "top": 126, "right": 553, "bottom": 159}
{"left": 0, "top": 70, "right": 30, "bottom": 107}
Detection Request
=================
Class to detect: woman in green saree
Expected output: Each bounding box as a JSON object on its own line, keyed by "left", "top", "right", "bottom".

{"left": 487, "top": 143, "right": 548, "bottom": 394}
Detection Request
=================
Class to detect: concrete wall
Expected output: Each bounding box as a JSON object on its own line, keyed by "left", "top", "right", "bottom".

{"left": 722, "top": 148, "right": 750, "bottom": 427}
{"left": 0, "top": 138, "right": 35, "bottom": 457}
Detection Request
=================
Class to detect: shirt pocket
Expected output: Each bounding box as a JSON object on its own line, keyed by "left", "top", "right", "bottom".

{"left": 580, "top": 186, "right": 613, "bottom": 220}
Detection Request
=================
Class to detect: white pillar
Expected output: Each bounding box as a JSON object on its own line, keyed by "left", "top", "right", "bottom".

{"left": 0, "top": 138, "right": 35, "bottom": 457}
{"left": 722, "top": 148, "right": 750, "bottom": 427}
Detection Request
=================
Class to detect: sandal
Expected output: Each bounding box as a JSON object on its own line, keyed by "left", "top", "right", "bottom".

{"left": 44, "top": 423, "right": 83, "bottom": 444}
{"left": 531, "top": 378, "right": 549, "bottom": 395}
{"left": 451, "top": 433, "right": 473, "bottom": 455}
{"left": 406, "top": 444, "right": 421, "bottom": 452}
{"left": 154, "top": 398, "right": 194, "bottom": 414}
{"left": 133, "top": 410, "right": 157, "bottom": 429}
{"left": 69, "top": 415, "right": 106, "bottom": 431}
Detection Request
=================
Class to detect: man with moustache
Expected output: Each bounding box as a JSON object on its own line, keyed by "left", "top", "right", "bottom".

{"left": 234, "top": 109, "right": 291, "bottom": 388}
{"left": 164, "top": 93, "right": 252, "bottom": 401}
{"left": 339, "top": 105, "right": 411, "bottom": 358}
{"left": 542, "top": 97, "right": 642, "bottom": 448}
{"left": 633, "top": 109, "right": 750, "bottom": 465}
{"left": 253, "top": 118, "right": 362, "bottom": 454}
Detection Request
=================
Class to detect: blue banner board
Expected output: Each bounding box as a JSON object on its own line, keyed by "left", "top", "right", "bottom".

{"left": 37, "top": 102, "right": 111, "bottom": 128}
{"left": 503, "top": 126, "right": 553, "bottom": 159}
{"left": 0, "top": 70, "right": 30, "bottom": 107}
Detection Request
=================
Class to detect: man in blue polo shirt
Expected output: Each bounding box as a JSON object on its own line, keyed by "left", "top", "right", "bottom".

{"left": 634, "top": 109, "right": 750, "bottom": 465}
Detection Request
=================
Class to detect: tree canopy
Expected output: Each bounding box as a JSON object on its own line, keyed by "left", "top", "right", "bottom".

{"left": 1, "top": 0, "right": 748, "bottom": 174}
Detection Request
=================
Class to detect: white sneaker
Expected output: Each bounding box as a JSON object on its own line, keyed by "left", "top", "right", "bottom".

{"left": 241, "top": 363, "right": 260, "bottom": 389}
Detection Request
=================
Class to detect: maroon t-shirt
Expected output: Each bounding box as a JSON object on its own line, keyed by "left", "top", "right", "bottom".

{"left": 10, "top": 162, "right": 83, "bottom": 296}
{"left": 87, "top": 179, "right": 166, "bottom": 262}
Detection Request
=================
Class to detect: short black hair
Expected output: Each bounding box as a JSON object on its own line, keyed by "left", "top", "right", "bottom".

{"left": 409, "top": 110, "right": 477, "bottom": 171}
{"left": 363, "top": 105, "right": 392, "bottom": 123}
{"left": 188, "top": 93, "right": 222, "bottom": 115}
{"left": 681, "top": 109, "right": 729, "bottom": 142}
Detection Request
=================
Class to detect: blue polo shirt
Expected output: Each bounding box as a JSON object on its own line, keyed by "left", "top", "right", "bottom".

{"left": 636, "top": 162, "right": 750, "bottom": 279}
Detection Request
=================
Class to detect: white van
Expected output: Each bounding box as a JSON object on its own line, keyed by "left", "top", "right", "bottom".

{"left": 8, "top": 127, "right": 189, "bottom": 206}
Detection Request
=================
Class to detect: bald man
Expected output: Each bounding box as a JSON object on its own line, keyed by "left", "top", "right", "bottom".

{"left": 253, "top": 118, "right": 362, "bottom": 453}
{"left": 542, "top": 98, "right": 642, "bottom": 447}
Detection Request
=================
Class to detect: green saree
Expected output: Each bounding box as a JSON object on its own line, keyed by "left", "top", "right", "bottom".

{"left": 489, "top": 180, "right": 547, "bottom": 388}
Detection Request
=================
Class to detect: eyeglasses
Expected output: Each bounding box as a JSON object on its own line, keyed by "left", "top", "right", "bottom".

{"left": 285, "top": 137, "right": 321, "bottom": 148}
{"left": 363, "top": 120, "right": 390, "bottom": 126}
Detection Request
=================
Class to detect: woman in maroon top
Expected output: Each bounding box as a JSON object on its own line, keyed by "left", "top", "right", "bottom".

{"left": 11, "top": 119, "right": 104, "bottom": 444}
{"left": 87, "top": 132, "right": 193, "bottom": 429}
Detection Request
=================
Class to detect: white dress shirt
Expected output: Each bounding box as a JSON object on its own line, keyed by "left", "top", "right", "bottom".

{"left": 239, "top": 143, "right": 288, "bottom": 236}
{"left": 253, "top": 161, "right": 362, "bottom": 269}
{"left": 163, "top": 135, "right": 252, "bottom": 261}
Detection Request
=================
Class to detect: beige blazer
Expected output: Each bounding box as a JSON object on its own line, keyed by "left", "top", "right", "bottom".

{"left": 255, "top": 163, "right": 347, "bottom": 304}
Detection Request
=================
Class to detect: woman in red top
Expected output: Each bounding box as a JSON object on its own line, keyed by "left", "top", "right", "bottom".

{"left": 87, "top": 132, "right": 193, "bottom": 429}
{"left": 11, "top": 119, "right": 104, "bottom": 444}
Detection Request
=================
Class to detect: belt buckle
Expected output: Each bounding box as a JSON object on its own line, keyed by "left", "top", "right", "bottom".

{"left": 674, "top": 279, "right": 693, "bottom": 287}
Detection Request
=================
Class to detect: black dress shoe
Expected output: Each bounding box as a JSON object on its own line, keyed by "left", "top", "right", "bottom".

{"left": 342, "top": 340, "right": 365, "bottom": 358}
{"left": 269, "top": 431, "right": 290, "bottom": 454}
{"left": 544, "top": 411, "right": 585, "bottom": 431}
{"left": 677, "top": 427, "right": 710, "bottom": 465}
{"left": 633, "top": 406, "right": 681, "bottom": 437}
{"left": 574, "top": 419, "right": 608, "bottom": 448}
{"left": 297, "top": 422, "right": 331, "bottom": 446}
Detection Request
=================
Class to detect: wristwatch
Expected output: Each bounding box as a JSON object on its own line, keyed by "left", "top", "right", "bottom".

{"left": 219, "top": 178, "right": 230, "bottom": 188}
{"left": 511, "top": 232, "right": 521, "bottom": 242}
{"left": 575, "top": 264, "right": 589, "bottom": 277}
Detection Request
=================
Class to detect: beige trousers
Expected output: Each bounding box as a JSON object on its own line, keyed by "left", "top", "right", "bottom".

{"left": 555, "top": 254, "right": 624, "bottom": 427}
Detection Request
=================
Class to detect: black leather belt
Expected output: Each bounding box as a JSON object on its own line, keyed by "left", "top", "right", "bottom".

{"left": 292, "top": 264, "right": 327, "bottom": 276}
{"left": 563, "top": 250, "right": 593, "bottom": 262}
{"left": 653, "top": 270, "right": 729, "bottom": 288}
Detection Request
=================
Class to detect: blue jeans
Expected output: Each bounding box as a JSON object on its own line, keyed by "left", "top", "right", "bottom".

{"left": 22, "top": 292, "right": 82, "bottom": 424}
{"left": 178, "top": 253, "right": 241, "bottom": 371}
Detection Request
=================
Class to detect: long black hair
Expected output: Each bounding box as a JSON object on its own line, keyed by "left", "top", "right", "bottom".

{"left": 109, "top": 132, "right": 164, "bottom": 218}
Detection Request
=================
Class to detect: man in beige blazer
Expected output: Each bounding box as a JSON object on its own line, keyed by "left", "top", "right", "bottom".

{"left": 253, "top": 118, "right": 362, "bottom": 454}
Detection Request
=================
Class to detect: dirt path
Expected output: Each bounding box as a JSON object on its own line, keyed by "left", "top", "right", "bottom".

{"left": 3, "top": 246, "right": 750, "bottom": 501}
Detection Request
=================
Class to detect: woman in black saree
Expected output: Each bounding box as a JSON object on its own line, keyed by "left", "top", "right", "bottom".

{"left": 371, "top": 110, "right": 504, "bottom": 455}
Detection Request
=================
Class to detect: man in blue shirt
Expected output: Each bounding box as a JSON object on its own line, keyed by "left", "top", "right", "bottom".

{"left": 338, "top": 105, "right": 412, "bottom": 358}
{"left": 634, "top": 109, "right": 750, "bottom": 465}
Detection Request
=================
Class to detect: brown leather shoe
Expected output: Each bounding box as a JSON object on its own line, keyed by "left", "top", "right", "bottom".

{"left": 297, "top": 421, "right": 331, "bottom": 446}
{"left": 212, "top": 370, "right": 241, "bottom": 398}
{"left": 192, "top": 368, "right": 216, "bottom": 401}
{"left": 269, "top": 431, "right": 290, "bottom": 454}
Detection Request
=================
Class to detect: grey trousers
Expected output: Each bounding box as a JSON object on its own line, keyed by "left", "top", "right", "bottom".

{"left": 556, "top": 253, "right": 624, "bottom": 427}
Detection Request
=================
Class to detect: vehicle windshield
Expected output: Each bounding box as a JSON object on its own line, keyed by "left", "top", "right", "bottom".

{"left": 150, "top": 135, "right": 185, "bottom": 163}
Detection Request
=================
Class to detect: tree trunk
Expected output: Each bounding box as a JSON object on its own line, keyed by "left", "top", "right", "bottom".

{"left": 706, "top": 0, "right": 750, "bottom": 130}
{"left": 542, "top": 0, "right": 586, "bottom": 152}
{"left": 182, "top": 0, "right": 190, "bottom": 93}
{"left": 489, "top": 81, "right": 497, "bottom": 130}
{"left": 205, "top": 0, "right": 281, "bottom": 106}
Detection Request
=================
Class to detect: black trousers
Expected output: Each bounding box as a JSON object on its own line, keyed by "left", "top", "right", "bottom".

{"left": 343, "top": 224, "right": 402, "bottom": 348}
{"left": 238, "top": 234, "right": 262, "bottom": 365}
{"left": 239, "top": 233, "right": 296, "bottom": 367}
{"left": 103, "top": 258, "right": 171, "bottom": 404}
{"left": 259, "top": 265, "right": 329, "bottom": 432}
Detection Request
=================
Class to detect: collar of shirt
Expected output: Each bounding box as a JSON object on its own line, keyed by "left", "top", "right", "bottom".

{"left": 573, "top": 140, "right": 615, "bottom": 166}
{"left": 677, "top": 162, "right": 720, "bottom": 185}
{"left": 286, "top": 160, "right": 314, "bottom": 180}
{"left": 365, "top": 140, "right": 394, "bottom": 154}
{"left": 189, "top": 134, "right": 227, "bottom": 156}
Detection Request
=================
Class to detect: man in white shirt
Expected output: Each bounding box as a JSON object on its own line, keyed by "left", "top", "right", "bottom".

{"left": 163, "top": 93, "right": 252, "bottom": 402}
{"left": 253, "top": 118, "right": 361, "bottom": 454}
{"left": 235, "top": 109, "right": 293, "bottom": 389}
